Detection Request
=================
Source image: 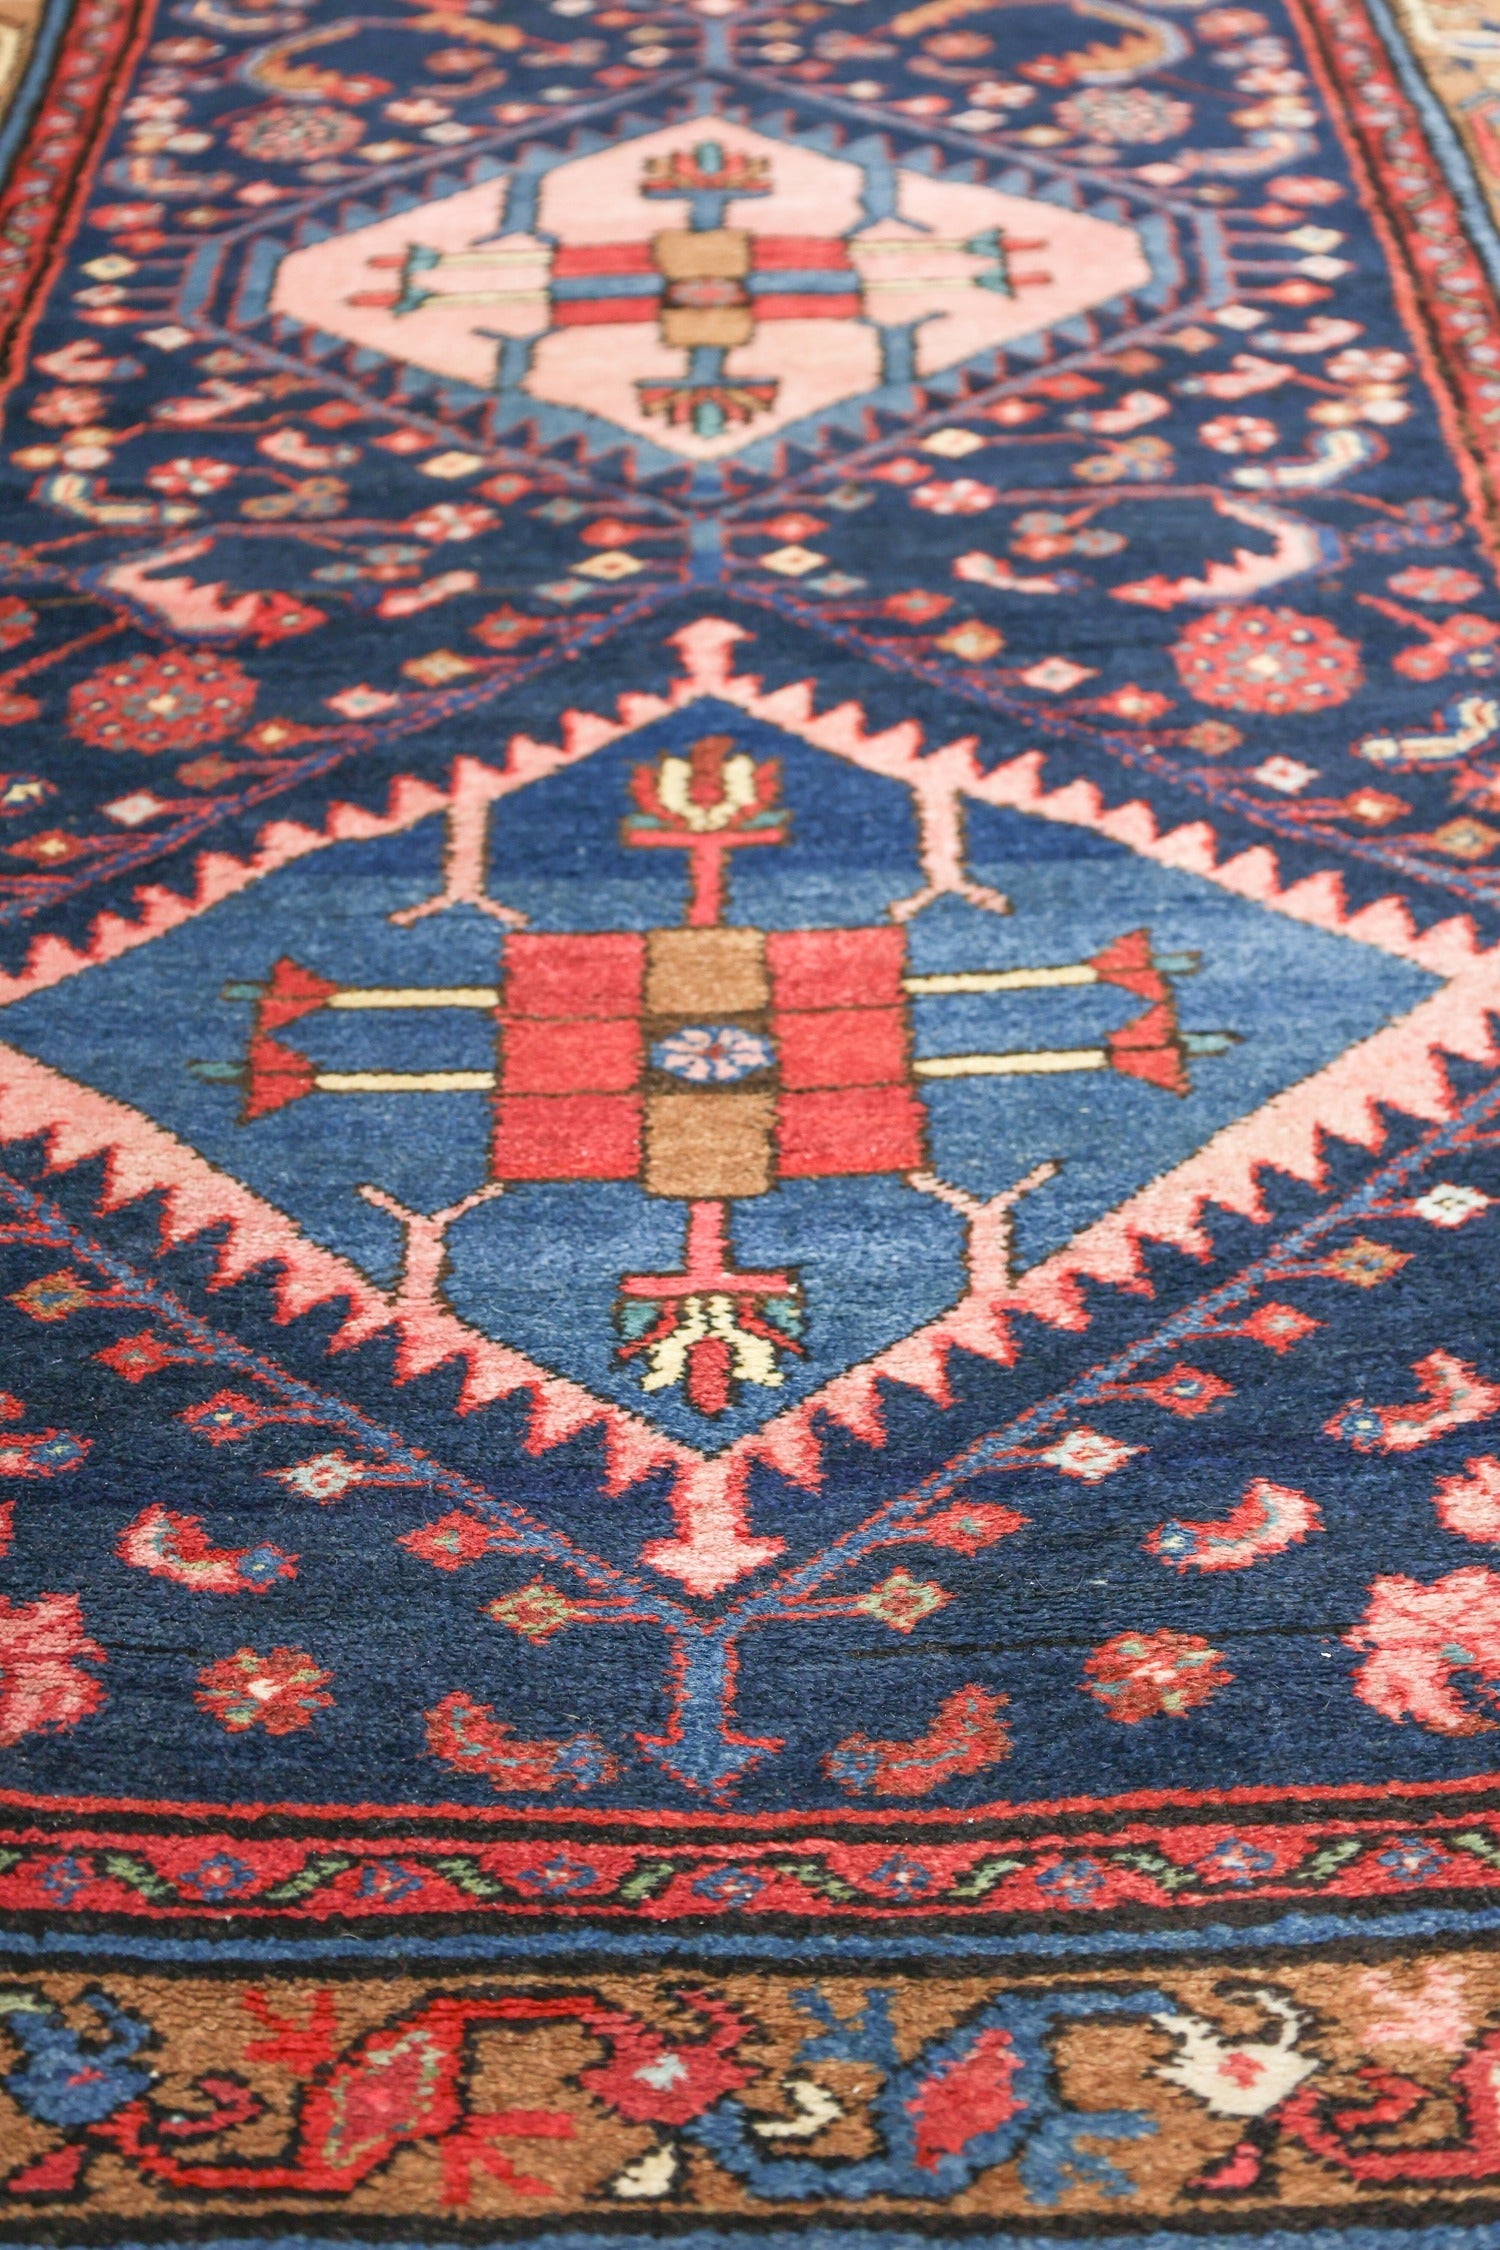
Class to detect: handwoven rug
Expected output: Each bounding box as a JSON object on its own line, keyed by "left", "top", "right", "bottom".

{"left": 10, "top": 0, "right": 1500, "bottom": 2239}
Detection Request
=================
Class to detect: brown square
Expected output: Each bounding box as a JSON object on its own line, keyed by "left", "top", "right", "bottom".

{"left": 653, "top": 227, "right": 750, "bottom": 281}
{"left": 661, "top": 306, "right": 755, "bottom": 350}
{"left": 646, "top": 927, "right": 768, "bottom": 1018}
{"left": 644, "top": 1090, "right": 774, "bottom": 1199}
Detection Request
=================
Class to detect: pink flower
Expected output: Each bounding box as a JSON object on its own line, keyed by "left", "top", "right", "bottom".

{"left": 407, "top": 501, "right": 498, "bottom": 543}
{"left": 0, "top": 1594, "right": 105, "bottom": 1744}
{"left": 1197, "top": 7, "right": 1271, "bottom": 37}
{"left": 911, "top": 477, "right": 999, "bottom": 515}
{"left": 1348, "top": 1567, "right": 1500, "bottom": 1733}
{"left": 1328, "top": 346, "right": 1410, "bottom": 384}
{"left": 1198, "top": 414, "right": 1279, "bottom": 454}
{"left": 145, "top": 456, "right": 237, "bottom": 496}
{"left": 30, "top": 386, "right": 106, "bottom": 427}
{"left": 1268, "top": 171, "right": 1344, "bottom": 202}
{"left": 1387, "top": 566, "right": 1484, "bottom": 604}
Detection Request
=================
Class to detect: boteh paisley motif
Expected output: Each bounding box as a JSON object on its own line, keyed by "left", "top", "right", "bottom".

{"left": 6, "top": 0, "right": 1500, "bottom": 2235}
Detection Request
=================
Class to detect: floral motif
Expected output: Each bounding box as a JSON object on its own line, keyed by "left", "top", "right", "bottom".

{"left": 398, "top": 1511, "right": 507, "bottom": 1569}
{"left": 1386, "top": 565, "right": 1482, "bottom": 603}
{"left": 485, "top": 1582, "right": 587, "bottom": 1642}
{"left": 67, "top": 649, "right": 257, "bottom": 753}
{"left": 1056, "top": 88, "right": 1193, "bottom": 140}
{"left": 407, "top": 501, "right": 497, "bottom": 543}
{"left": 853, "top": 1570, "right": 952, "bottom": 1634}
{"left": 1084, "top": 1630, "right": 1231, "bottom": 1722}
{"left": 910, "top": 477, "right": 999, "bottom": 514}
{"left": 1171, "top": 606, "right": 1363, "bottom": 713}
{"left": 1198, "top": 415, "right": 1279, "bottom": 454}
{"left": 178, "top": 1853, "right": 257, "bottom": 1900}
{"left": 1036, "top": 1856, "right": 1107, "bottom": 1905}
{"left": 0, "top": 1594, "right": 105, "bottom": 1745}
{"left": 1413, "top": 1182, "right": 1493, "bottom": 1226}
{"left": 424, "top": 1692, "right": 618, "bottom": 1792}
{"left": 30, "top": 386, "right": 105, "bottom": 427}
{"left": 1200, "top": 1836, "right": 1278, "bottom": 1884}
{"left": 195, "top": 1646, "right": 333, "bottom": 1735}
{"left": 144, "top": 457, "right": 237, "bottom": 497}
{"left": 228, "top": 105, "right": 362, "bottom": 162}
{"left": 1347, "top": 1567, "right": 1500, "bottom": 1732}
{"left": 651, "top": 1025, "right": 775, "bottom": 1084}
{"left": 1042, "top": 1427, "right": 1142, "bottom": 1481}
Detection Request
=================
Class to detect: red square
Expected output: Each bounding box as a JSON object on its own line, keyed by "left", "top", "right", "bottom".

{"left": 774, "top": 1006, "right": 909, "bottom": 1090}
{"left": 767, "top": 926, "right": 907, "bottom": 1012}
{"left": 503, "top": 933, "right": 645, "bottom": 1020}
{"left": 492, "top": 1094, "right": 641, "bottom": 1180}
{"left": 776, "top": 1086, "right": 926, "bottom": 1178}
{"left": 501, "top": 1017, "right": 642, "bottom": 1094}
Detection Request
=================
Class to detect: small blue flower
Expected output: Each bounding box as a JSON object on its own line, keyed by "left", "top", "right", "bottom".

{"left": 864, "top": 1854, "right": 932, "bottom": 1899}
{"left": 1036, "top": 1856, "right": 1107, "bottom": 1906}
{"left": 1200, "top": 1837, "right": 1277, "bottom": 1886}
{"left": 1376, "top": 1838, "right": 1448, "bottom": 1885}
{"left": 691, "top": 1866, "right": 765, "bottom": 1906}
{"left": 355, "top": 1860, "right": 425, "bottom": 1903}
{"left": 652, "top": 1025, "right": 775, "bottom": 1085}
{"left": 179, "top": 1853, "right": 256, "bottom": 1900}
{"left": 554, "top": 1735, "right": 614, "bottom": 1789}
{"left": 33, "top": 1435, "right": 87, "bottom": 1470}
{"left": 822, "top": 1746, "right": 878, "bottom": 1791}
{"left": 239, "top": 1545, "right": 293, "bottom": 1586}
{"left": 514, "top": 1853, "right": 599, "bottom": 1895}
{"left": 38, "top": 1854, "right": 90, "bottom": 1905}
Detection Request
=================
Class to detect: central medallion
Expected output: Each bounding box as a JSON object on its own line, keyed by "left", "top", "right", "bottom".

{"left": 268, "top": 113, "right": 1156, "bottom": 462}
{"left": 195, "top": 731, "right": 1233, "bottom": 1424}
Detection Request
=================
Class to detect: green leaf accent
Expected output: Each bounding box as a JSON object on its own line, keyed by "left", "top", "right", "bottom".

{"left": 1286, "top": 1837, "right": 1364, "bottom": 1884}
{"left": 431, "top": 1854, "right": 508, "bottom": 1900}
{"left": 615, "top": 1859, "right": 678, "bottom": 1904}
{"left": 1109, "top": 1846, "right": 1201, "bottom": 1894}
{"left": 771, "top": 1857, "right": 861, "bottom": 1904}
{"left": 259, "top": 1854, "right": 353, "bottom": 1905}
{"left": 1447, "top": 1828, "right": 1500, "bottom": 1869}
{"left": 99, "top": 1850, "right": 178, "bottom": 1903}
{"left": 947, "top": 1855, "right": 1026, "bottom": 1900}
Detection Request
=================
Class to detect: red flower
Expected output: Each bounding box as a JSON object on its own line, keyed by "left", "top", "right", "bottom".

{"left": 1171, "top": 605, "right": 1362, "bottom": 714}
{"left": 883, "top": 589, "right": 953, "bottom": 623}
{"left": 472, "top": 605, "right": 547, "bottom": 651}
{"left": 398, "top": 1511, "right": 505, "bottom": 1570}
{"left": 68, "top": 649, "right": 257, "bottom": 753}
{"left": 1084, "top": 1629, "right": 1231, "bottom": 1722}
{"left": 196, "top": 1646, "right": 333, "bottom": 1735}
{"left": 0, "top": 1594, "right": 105, "bottom": 1744}
{"left": 0, "top": 599, "right": 35, "bottom": 651}
{"left": 228, "top": 105, "right": 362, "bottom": 162}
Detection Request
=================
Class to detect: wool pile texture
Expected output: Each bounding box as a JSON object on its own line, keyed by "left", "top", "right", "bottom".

{"left": 9, "top": 0, "right": 1500, "bottom": 2239}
